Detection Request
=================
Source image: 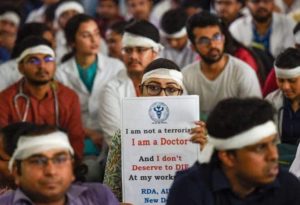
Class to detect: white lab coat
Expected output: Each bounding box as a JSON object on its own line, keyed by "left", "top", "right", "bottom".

{"left": 98, "top": 69, "right": 136, "bottom": 145}
{"left": 229, "top": 13, "right": 296, "bottom": 57}
{"left": 56, "top": 53, "right": 125, "bottom": 130}
{"left": 0, "top": 59, "right": 22, "bottom": 91}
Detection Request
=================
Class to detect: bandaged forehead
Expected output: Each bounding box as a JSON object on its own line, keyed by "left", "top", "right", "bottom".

{"left": 122, "top": 32, "right": 164, "bottom": 53}
{"left": 208, "top": 121, "right": 277, "bottom": 150}
{"left": 275, "top": 65, "right": 300, "bottom": 79}
{"left": 8, "top": 131, "right": 74, "bottom": 172}
{"left": 17, "top": 45, "right": 55, "bottom": 63}
{"left": 142, "top": 68, "right": 183, "bottom": 87}
{"left": 0, "top": 11, "right": 20, "bottom": 27}
{"left": 161, "top": 27, "right": 187, "bottom": 39}
{"left": 55, "top": 1, "right": 84, "bottom": 19}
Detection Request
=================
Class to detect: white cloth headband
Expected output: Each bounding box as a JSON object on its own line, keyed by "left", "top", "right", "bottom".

{"left": 294, "top": 30, "right": 300, "bottom": 44}
{"left": 9, "top": 131, "right": 74, "bottom": 172}
{"left": 55, "top": 1, "right": 84, "bottom": 19}
{"left": 122, "top": 32, "right": 164, "bottom": 53}
{"left": 0, "top": 11, "right": 20, "bottom": 26}
{"left": 274, "top": 65, "right": 300, "bottom": 79}
{"left": 17, "top": 45, "right": 55, "bottom": 63}
{"left": 208, "top": 121, "right": 277, "bottom": 150}
{"left": 141, "top": 68, "right": 183, "bottom": 87}
{"left": 161, "top": 27, "right": 187, "bottom": 39}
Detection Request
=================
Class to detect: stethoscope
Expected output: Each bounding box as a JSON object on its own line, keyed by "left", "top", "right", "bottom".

{"left": 13, "top": 80, "right": 60, "bottom": 127}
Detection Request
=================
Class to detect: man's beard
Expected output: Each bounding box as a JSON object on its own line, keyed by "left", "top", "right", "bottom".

{"left": 27, "top": 78, "right": 52, "bottom": 86}
{"left": 199, "top": 48, "right": 224, "bottom": 65}
{"left": 252, "top": 9, "right": 272, "bottom": 23}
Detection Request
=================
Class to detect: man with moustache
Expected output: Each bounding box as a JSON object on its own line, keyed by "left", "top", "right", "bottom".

{"left": 229, "top": 0, "right": 295, "bottom": 58}
{"left": 99, "top": 20, "right": 163, "bottom": 144}
{"left": 167, "top": 98, "right": 300, "bottom": 205}
{"left": 182, "top": 11, "right": 261, "bottom": 121}
{"left": 0, "top": 36, "right": 85, "bottom": 161}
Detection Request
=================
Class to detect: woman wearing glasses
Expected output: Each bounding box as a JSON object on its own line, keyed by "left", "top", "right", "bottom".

{"left": 103, "top": 58, "right": 207, "bottom": 202}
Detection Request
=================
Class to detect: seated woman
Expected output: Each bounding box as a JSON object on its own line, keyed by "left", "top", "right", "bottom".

{"left": 103, "top": 58, "right": 207, "bottom": 202}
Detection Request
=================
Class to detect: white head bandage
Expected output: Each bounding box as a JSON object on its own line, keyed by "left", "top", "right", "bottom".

{"left": 274, "top": 65, "right": 300, "bottom": 79}
{"left": 161, "top": 27, "right": 187, "bottom": 39}
{"left": 8, "top": 131, "right": 74, "bottom": 172}
{"left": 122, "top": 32, "right": 164, "bottom": 53}
{"left": 0, "top": 11, "right": 20, "bottom": 27}
{"left": 141, "top": 68, "right": 183, "bottom": 87}
{"left": 208, "top": 121, "right": 277, "bottom": 150}
{"left": 294, "top": 30, "right": 300, "bottom": 44}
{"left": 55, "top": 1, "right": 84, "bottom": 19}
{"left": 16, "top": 45, "right": 55, "bottom": 63}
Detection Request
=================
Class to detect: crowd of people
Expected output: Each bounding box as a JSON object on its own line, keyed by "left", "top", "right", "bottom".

{"left": 0, "top": 0, "right": 300, "bottom": 204}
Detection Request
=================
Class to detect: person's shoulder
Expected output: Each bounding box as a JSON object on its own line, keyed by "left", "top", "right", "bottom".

{"left": 265, "top": 89, "right": 282, "bottom": 106}
{"left": 228, "top": 55, "right": 255, "bottom": 73}
{"left": 0, "top": 190, "right": 15, "bottom": 204}
{"left": 0, "top": 81, "right": 19, "bottom": 97}
{"left": 56, "top": 81, "right": 78, "bottom": 99}
{"left": 97, "top": 53, "right": 125, "bottom": 72}
{"left": 105, "top": 70, "right": 130, "bottom": 89}
{"left": 182, "top": 61, "right": 200, "bottom": 74}
{"left": 277, "top": 169, "right": 300, "bottom": 191}
{"left": 71, "top": 182, "right": 119, "bottom": 204}
{"left": 230, "top": 15, "right": 252, "bottom": 28}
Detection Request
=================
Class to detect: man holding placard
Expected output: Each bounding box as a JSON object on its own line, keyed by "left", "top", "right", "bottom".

{"left": 167, "top": 98, "right": 300, "bottom": 205}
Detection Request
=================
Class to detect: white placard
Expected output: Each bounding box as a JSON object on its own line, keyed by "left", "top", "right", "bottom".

{"left": 122, "top": 96, "right": 200, "bottom": 204}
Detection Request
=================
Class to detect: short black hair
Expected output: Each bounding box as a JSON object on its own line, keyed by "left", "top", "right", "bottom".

{"left": 12, "top": 23, "right": 52, "bottom": 58}
{"left": 144, "top": 58, "right": 180, "bottom": 74}
{"left": 275, "top": 47, "right": 300, "bottom": 69}
{"left": 160, "top": 8, "right": 187, "bottom": 35}
{"left": 1, "top": 122, "right": 39, "bottom": 156}
{"left": 17, "top": 36, "right": 52, "bottom": 59}
{"left": 0, "top": 4, "right": 22, "bottom": 19}
{"left": 99, "top": 0, "right": 119, "bottom": 5}
{"left": 125, "top": 20, "right": 160, "bottom": 43}
{"left": 108, "top": 20, "right": 128, "bottom": 35}
{"left": 207, "top": 98, "right": 275, "bottom": 140}
{"left": 181, "top": 0, "right": 208, "bottom": 10}
{"left": 186, "top": 11, "right": 222, "bottom": 45}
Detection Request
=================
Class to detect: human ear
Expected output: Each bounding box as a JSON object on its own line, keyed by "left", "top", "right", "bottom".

{"left": 218, "top": 151, "right": 236, "bottom": 168}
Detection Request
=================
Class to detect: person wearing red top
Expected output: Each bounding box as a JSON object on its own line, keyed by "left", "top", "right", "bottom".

{"left": 0, "top": 36, "right": 84, "bottom": 160}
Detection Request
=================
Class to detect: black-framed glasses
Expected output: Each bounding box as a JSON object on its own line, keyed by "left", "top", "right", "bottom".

{"left": 142, "top": 84, "right": 183, "bottom": 96}
{"left": 24, "top": 55, "right": 55, "bottom": 65}
{"left": 195, "top": 33, "right": 224, "bottom": 46}
{"left": 25, "top": 154, "right": 72, "bottom": 168}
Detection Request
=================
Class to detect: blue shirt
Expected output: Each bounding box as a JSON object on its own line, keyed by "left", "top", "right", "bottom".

{"left": 0, "top": 183, "right": 119, "bottom": 205}
{"left": 282, "top": 97, "right": 300, "bottom": 145}
{"left": 167, "top": 161, "right": 300, "bottom": 205}
{"left": 76, "top": 59, "right": 98, "bottom": 93}
{"left": 252, "top": 25, "right": 272, "bottom": 54}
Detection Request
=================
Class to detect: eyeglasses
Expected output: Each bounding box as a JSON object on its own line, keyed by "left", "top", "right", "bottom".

{"left": 122, "top": 47, "right": 152, "bottom": 55}
{"left": 142, "top": 84, "right": 183, "bottom": 96}
{"left": 249, "top": 0, "right": 273, "bottom": 4}
{"left": 195, "top": 33, "right": 224, "bottom": 46}
{"left": 25, "top": 154, "right": 72, "bottom": 168}
{"left": 24, "top": 55, "right": 55, "bottom": 65}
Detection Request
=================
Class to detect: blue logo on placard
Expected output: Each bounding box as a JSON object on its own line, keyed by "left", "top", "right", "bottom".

{"left": 149, "top": 102, "right": 169, "bottom": 123}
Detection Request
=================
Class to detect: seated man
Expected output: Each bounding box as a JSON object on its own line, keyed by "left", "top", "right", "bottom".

{"left": 0, "top": 36, "right": 85, "bottom": 160}
{"left": 167, "top": 97, "right": 300, "bottom": 205}
{"left": 0, "top": 126, "right": 119, "bottom": 204}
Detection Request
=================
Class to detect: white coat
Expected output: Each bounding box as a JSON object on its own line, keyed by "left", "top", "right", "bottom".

{"left": 0, "top": 59, "right": 21, "bottom": 91}
{"left": 229, "top": 13, "right": 295, "bottom": 57}
{"left": 98, "top": 69, "right": 136, "bottom": 145}
{"left": 56, "top": 53, "right": 125, "bottom": 130}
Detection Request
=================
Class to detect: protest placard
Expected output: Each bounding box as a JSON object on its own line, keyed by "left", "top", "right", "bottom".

{"left": 122, "top": 95, "right": 200, "bottom": 204}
